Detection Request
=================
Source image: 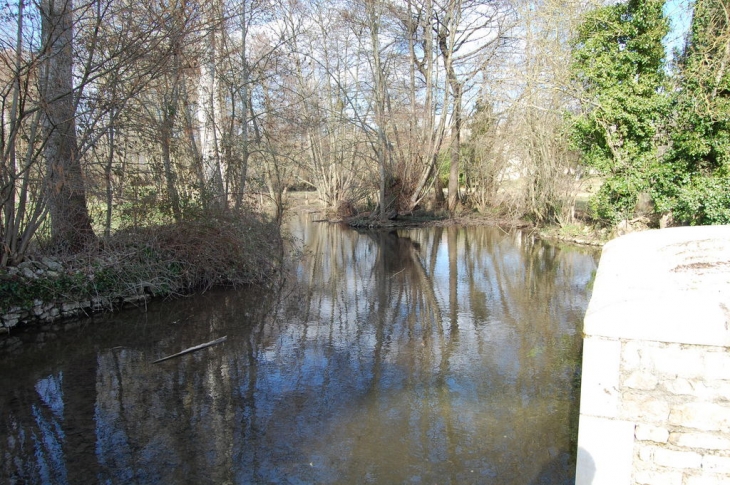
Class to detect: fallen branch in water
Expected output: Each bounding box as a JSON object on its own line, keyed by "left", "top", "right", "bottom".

{"left": 152, "top": 336, "right": 227, "bottom": 364}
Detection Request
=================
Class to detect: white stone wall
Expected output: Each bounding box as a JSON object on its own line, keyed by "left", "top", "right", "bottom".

{"left": 576, "top": 226, "right": 730, "bottom": 485}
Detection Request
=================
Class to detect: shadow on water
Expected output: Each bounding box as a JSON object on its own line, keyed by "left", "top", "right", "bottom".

{"left": 0, "top": 212, "right": 599, "bottom": 484}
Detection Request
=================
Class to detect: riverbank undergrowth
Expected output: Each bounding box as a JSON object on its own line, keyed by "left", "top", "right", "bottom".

{"left": 0, "top": 211, "right": 283, "bottom": 329}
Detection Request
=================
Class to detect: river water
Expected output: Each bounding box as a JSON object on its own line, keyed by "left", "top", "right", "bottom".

{"left": 0, "top": 212, "right": 598, "bottom": 484}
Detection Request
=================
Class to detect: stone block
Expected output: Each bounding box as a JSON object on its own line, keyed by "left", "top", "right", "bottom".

{"left": 580, "top": 337, "right": 622, "bottom": 418}
{"left": 669, "top": 403, "right": 730, "bottom": 432}
{"left": 653, "top": 447, "right": 702, "bottom": 469}
{"left": 576, "top": 415, "right": 634, "bottom": 485}
{"left": 634, "top": 469, "right": 683, "bottom": 485}
{"left": 635, "top": 425, "right": 669, "bottom": 443}
{"left": 625, "top": 371, "right": 658, "bottom": 390}
{"left": 621, "top": 393, "right": 670, "bottom": 423}
{"left": 705, "top": 352, "right": 730, "bottom": 380}
{"left": 713, "top": 382, "right": 730, "bottom": 401}
{"left": 665, "top": 378, "right": 703, "bottom": 396}
{"left": 685, "top": 474, "right": 730, "bottom": 485}
{"left": 622, "top": 340, "right": 643, "bottom": 371}
{"left": 61, "top": 302, "right": 81, "bottom": 313}
{"left": 41, "top": 257, "right": 63, "bottom": 271}
{"left": 638, "top": 445, "right": 655, "bottom": 462}
{"left": 703, "top": 455, "right": 730, "bottom": 474}
{"left": 670, "top": 432, "right": 730, "bottom": 450}
{"left": 646, "top": 344, "right": 705, "bottom": 379}
{"left": 124, "top": 295, "right": 148, "bottom": 304}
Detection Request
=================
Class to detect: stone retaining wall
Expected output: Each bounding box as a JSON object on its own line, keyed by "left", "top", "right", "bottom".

{"left": 576, "top": 226, "right": 730, "bottom": 485}
{"left": 1, "top": 294, "right": 150, "bottom": 332}
{"left": 1, "top": 257, "right": 149, "bottom": 333}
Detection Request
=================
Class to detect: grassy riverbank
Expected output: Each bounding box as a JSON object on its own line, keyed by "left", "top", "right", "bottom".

{"left": 0, "top": 211, "right": 283, "bottom": 331}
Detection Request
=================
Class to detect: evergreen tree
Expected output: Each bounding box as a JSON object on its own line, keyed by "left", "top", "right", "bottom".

{"left": 655, "top": 0, "right": 730, "bottom": 224}
{"left": 570, "top": 0, "right": 669, "bottom": 224}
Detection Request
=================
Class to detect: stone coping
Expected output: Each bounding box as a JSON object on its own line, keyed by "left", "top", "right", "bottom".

{"left": 583, "top": 225, "right": 730, "bottom": 347}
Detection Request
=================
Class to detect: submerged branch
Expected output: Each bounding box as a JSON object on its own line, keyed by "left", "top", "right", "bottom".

{"left": 152, "top": 336, "right": 228, "bottom": 364}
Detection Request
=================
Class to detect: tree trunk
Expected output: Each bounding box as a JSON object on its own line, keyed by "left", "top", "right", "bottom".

{"left": 236, "top": 0, "right": 251, "bottom": 210}
{"left": 161, "top": 118, "right": 182, "bottom": 221}
{"left": 436, "top": 0, "right": 464, "bottom": 212}
{"left": 447, "top": 81, "right": 462, "bottom": 212}
{"left": 41, "top": 0, "right": 95, "bottom": 251}
{"left": 367, "top": 0, "right": 391, "bottom": 219}
{"left": 197, "top": 14, "right": 225, "bottom": 210}
{"left": 104, "top": 122, "right": 115, "bottom": 237}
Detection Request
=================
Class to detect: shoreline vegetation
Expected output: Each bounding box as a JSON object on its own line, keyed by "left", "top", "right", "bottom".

{"left": 0, "top": 210, "right": 283, "bottom": 334}
{"left": 309, "top": 191, "right": 610, "bottom": 247}
{"left": 338, "top": 210, "right": 608, "bottom": 247}
{"left": 0, "top": 190, "right": 655, "bottom": 335}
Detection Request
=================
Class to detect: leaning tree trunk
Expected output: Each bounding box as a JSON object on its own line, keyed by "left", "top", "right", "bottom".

{"left": 41, "top": 0, "right": 95, "bottom": 251}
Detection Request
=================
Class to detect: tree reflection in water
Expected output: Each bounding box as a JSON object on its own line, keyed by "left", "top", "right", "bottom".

{"left": 0, "top": 212, "right": 598, "bottom": 484}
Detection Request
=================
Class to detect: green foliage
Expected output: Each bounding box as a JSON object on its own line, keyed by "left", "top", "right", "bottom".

{"left": 652, "top": 0, "right": 730, "bottom": 225}
{"left": 570, "top": 0, "right": 669, "bottom": 224}
{"left": 0, "top": 268, "right": 95, "bottom": 310}
{"left": 0, "top": 274, "right": 46, "bottom": 309}
{"left": 118, "top": 186, "right": 163, "bottom": 227}
{"left": 589, "top": 174, "right": 647, "bottom": 222}
{"left": 677, "top": 175, "right": 730, "bottom": 224}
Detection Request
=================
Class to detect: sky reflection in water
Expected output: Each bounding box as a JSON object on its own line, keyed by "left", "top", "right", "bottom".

{"left": 0, "top": 212, "right": 598, "bottom": 484}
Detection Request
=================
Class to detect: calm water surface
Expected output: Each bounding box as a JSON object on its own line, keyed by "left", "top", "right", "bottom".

{"left": 0, "top": 213, "right": 598, "bottom": 484}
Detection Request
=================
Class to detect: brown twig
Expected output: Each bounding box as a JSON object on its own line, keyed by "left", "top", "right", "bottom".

{"left": 152, "top": 336, "right": 228, "bottom": 364}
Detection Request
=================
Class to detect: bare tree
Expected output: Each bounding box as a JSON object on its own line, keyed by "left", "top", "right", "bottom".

{"left": 396, "top": 0, "right": 446, "bottom": 212}
{"left": 196, "top": 0, "right": 226, "bottom": 209}
{"left": 503, "top": 0, "right": 590, "bottom": 224}
{"left": 0, "top": 0, "right": 49, "bottom": 265}
{"left": 40, "top": 0, "right": 95, "bottom": 251}
{"left": 432, "top": 0, "right": 513, "bottom": 212}
{"left": 280, "top": 0, "right": 371, "bottom": 212}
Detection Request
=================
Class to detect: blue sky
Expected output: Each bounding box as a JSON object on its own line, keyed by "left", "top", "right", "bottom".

{"left": 663, "top": 0, "right": 694, "bottom": 60}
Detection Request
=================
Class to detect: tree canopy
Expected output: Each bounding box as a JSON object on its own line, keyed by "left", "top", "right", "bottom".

{"left": 571, "top": 0, "right": 730, "bottom": 226}
{"left": 654, "top": 0, "right": 730, "bottom": 225}
{"left": 570, "top": 0, "right": 669, "bottom": 224}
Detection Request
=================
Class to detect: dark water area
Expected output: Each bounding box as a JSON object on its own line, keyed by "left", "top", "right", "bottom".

{"left": 0, "top": 213, "right": 599, "bottom": 484}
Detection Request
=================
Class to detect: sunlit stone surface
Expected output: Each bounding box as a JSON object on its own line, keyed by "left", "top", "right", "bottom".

{"left": 577, "top": 225, "right": 730, "bottom": 485}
